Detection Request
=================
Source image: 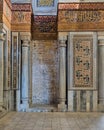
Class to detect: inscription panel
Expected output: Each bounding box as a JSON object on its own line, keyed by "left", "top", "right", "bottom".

{"left": 58, "top": 3, "right": 104, "bottom": 31}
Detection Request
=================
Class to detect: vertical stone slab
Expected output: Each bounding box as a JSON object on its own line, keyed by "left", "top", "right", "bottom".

{"left": 98, "top": 40, "right": 104, "bottom": 106}
{"left": 93, "top": 91, "right": 98, "bottom": 111}
{"left": 58, "top": 39, "right": 66, "bottom": 111}
{"left": 21, "top": 40, "right": 29, "bottom": 111}
{"left": 77, "top": 91, "right": 80, "bottom": 112}
{"left": 0, "top": 33, "right": 4, "bottom": 110}
{"left": 68, "top": 91, "right": 74, "bottom": 111}
{"left": 86, "top": 91, "right": 90, "bottom": 112}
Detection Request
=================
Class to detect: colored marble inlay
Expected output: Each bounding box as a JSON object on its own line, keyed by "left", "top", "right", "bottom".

{"left": 33, "top": 16, "right": 57, "bottom": 33}
{"left": 12, "top": 3, "right": 32, "bottom": 11}
{"left": 13, "top": 36, "right": 17, "bottom": 89}
{"left": 73, "top": 36, "right": 93, "bottom": 88}
{"left": 58, "top": 3, "right": 104, "bottom": 10}
{"left": 37, "top": 0, "right": 54, "bottom": 7}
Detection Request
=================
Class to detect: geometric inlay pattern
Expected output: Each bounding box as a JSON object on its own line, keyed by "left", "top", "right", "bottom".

{"left": 73, "top": 36, "right": 93, "bottom": 88}
{"left": 33, "top": 16, "right": 57, "bottom": 33}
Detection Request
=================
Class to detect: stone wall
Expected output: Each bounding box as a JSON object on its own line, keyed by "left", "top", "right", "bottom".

{"left": 31, "top": 40, "right": 59, "bottom": 105}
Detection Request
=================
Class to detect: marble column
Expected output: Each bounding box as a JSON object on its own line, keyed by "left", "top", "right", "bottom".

{"left": 98, "top": 40, "right": 104, "bottom": 106}
{"left": 21, "top": 40, "right": 29, "bottom": 111}
{"left": 58, "top": 39, "right": 66, "bottom": 111}
{"left": 0, "top": 33, "right": 5, "bottom": 111}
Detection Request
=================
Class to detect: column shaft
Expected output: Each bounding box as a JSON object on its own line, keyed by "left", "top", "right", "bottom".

{"left": 0, "top": 33, "right": 4, "bottom": 110}
{"left": 58, "top": 40, "right": 66, "bottom": 111}
{"left": 98, "top": 40, "right": 104, "bottom": 105}
{"left": 21, "top": 40, "right": 29, "bottom": 111}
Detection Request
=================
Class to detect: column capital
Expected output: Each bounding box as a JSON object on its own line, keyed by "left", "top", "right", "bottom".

{"left": 0, "top": 32, "right": 6, "bottom": 41}
{"left": 98, "top": 39, "right": 104, "bottom": 46}
{"left": 59, "top": 40, "right": 66, "bottom": 47}
{"left": 22, "top": 39, "right": 30, "bottom": 47}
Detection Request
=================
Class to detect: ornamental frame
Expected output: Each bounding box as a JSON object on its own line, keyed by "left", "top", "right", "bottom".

{"left": 68, "top": 32, "right": 98, "bottom": 90}
{"left": 32, "top": 0, "right": 57, "bottom": 15}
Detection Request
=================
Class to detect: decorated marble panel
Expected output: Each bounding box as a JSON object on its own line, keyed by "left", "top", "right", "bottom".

{"left": 58, "top": 3, "right": 104, "bottom": 31}
{"left": 12, "top": 36, "right": 18, "bottom": 89}
{"left": 68, "top": 33, "right": 97, "bottom": 90}
{"left": 73, "top": 36, "right": 93, "bottom": 88}
{"left": 32, "top": 40, "right": 58, "bottom": 105}
{"left": 32, "top": 15, "right": 57, "bottom": 40}
{"left": 11, "top": 3, "right": 32, "bottom": 31}
{"left": 37, "top": 0, "right": 54, "bottom": 7}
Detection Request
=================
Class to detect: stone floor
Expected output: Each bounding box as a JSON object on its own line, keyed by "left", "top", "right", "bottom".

{"left": 0, "top": 112, "right": 104, "bottom": 130}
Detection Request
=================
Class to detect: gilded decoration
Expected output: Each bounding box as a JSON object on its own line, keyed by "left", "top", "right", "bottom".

{"left": 37, "top": 0, "right": 54, "bottom": 7}
{"left": 59, "top": 11, "right": 101, "bottom": 23}
{"left": 73, "top": 36, "right": 93, "bottom": 88}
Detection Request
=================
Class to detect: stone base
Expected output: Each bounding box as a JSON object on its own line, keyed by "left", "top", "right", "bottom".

{"left": 58, "top": 103, "right": 66, "bottom": 112}
{"left": 98, "top": 104, "right": 104, "bottom": 112}
{"left": 0, "top": 106, "right": 3, "bottom": 112}
{"left": 0, "top": 102, "right": 3, "bottom": 111}
{"left": 20, "top": 103, "right": 29, "bottom": 112}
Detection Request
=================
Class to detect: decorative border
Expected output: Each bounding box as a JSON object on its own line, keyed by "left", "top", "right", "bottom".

{"left": 33, "top": 15, "right": 57, "bottom": 33}
{"left": 12, "top": 3, "right": 32, "bottom": 11}
{"left": 32, "top": 0, "right": 57, "bottom": 15}
{"left": 37, "top": 0, "right": 54, "bottom": 7}
{"left": 5, "top": 0, "right": 12, "bottom": 9}
{"left": 58, "top": 3, "right": 104, "bottom": 10}
{"left": 68, "top": 32, "right": 97, "bottom": 90}
{"left": 73, "top": 36, "right": 93, "bottom": 88}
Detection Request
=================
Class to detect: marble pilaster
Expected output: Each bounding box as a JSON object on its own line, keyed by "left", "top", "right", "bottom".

{"left": 68, "top": 91, "right": 74, "bottom": 111}
{"left": 58, "top": 39, "right": 66, "bottom": 111}
{"left": 98, "top": 40, "right": 104, "bottom": 106}
{"left": 77, "top": 91, "right": 80, "bottom": 112}
{"left": 0, "top": 32, "right": 5, "bottom": 110}
{"left": 86, "top": 91, "right": 90, "bottom": 112}
{"left": 21, "top": 40, "right": 29, "bottom": 111}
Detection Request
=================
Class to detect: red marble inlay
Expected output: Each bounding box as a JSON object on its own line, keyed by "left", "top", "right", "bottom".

{"left": 12, "top": 3, "right": 32, "bottom": 11}
{"left": 58, "top": 3, "right": 104, "bottom": 10}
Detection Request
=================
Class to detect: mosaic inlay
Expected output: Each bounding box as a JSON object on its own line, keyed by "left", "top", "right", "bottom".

{"left": 12, "top": 36, "right": 17, "bottom": 89}
{"left": 37, "top": 0, "right": 54, "bottom": 7}
{"left": 33, "top": 16, "right": 57, "bottom": 33}
{"left": 73, "top": 36, "right": 93, "bottom": 88}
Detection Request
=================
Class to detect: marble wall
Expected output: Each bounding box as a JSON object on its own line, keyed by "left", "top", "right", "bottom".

{"left": 31, "top": 40, "right": 59, "bottom": 105}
